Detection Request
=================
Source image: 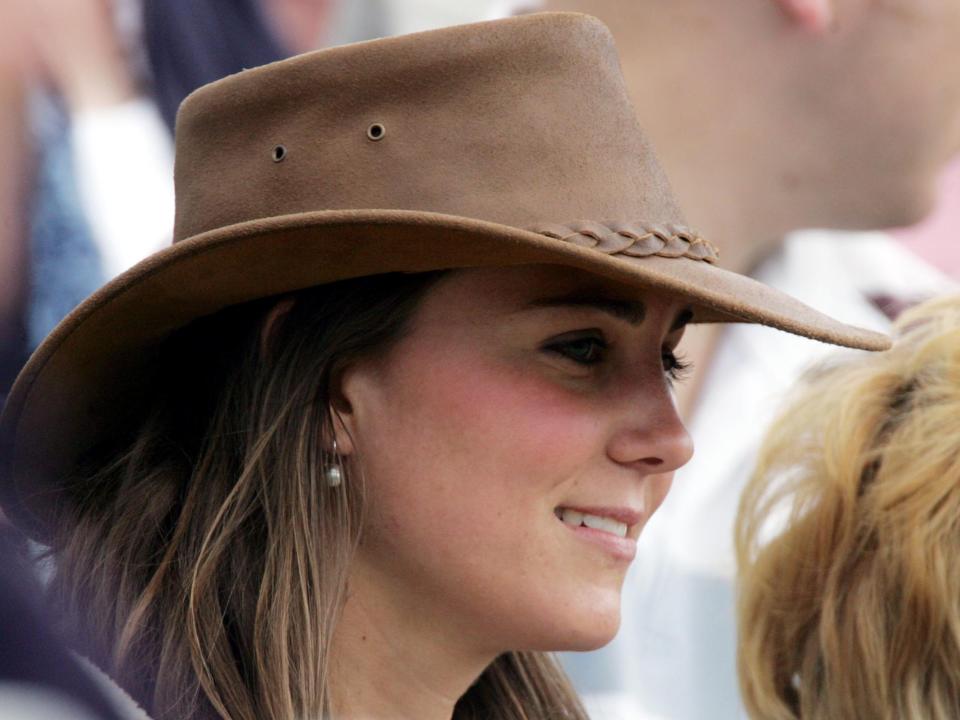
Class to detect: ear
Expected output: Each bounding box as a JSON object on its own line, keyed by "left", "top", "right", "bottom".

{"left": 259, "top": 297, "right": 296, "bottom": 359}
{"left": 774, "top": 0, "right": 834, "bottom": 32}
{"left": 328, "top": 404, "right": 356, "bottom": 457}
{"left": 327, "top": 359, "right": 379, "bottom": 458}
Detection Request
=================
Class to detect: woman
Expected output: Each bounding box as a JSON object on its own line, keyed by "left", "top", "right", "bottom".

{"left": 0, "top": 13, "right": 887, "bottom": 720}
{"left": 737, "top": 294, "right": 960, "bottom": 720}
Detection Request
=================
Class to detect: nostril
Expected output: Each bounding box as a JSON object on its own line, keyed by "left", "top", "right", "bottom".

{"left": 606, "top": 410, "right": 693, "bottom": 472}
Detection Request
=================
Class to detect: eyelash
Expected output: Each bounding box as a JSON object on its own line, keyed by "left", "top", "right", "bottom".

{"left": 544, "top": 335, "right": 693, "bottom": 382}
{"left": 662, "top": 350, "right": 693, "bottom": 384}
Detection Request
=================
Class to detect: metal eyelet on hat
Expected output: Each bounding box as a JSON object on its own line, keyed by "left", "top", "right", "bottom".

{"left": 366, "top": 123, "right": 386, "bottom": 141}
{"left": 272, "top": 145, "right": 287, "bottom": 162}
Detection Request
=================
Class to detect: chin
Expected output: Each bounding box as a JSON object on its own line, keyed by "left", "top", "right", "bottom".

{"left": 898, "top": 190, "right": 939, "bottom": 228}
{"left": 563, "top": 618, "right": 621, "bottom": 652}
{"left": 882, "top": 183, "right": 939, "bottom": 229}
{"left": 501, "top": 572, "right": 628, "bottom": 652}
{"left": 530, "top": 597, "right": 622, "bottom": 652}
{"left": 833, "top": 186, "right": 937, "bottom": 232}
{"left": 875, "top": 176, "right": 940, "bottom": 230}
{"left": 825, "top": 166, "right": 940, "bottom": 232}
{"left": 571, "top": 624, "right": 621, "bottom": 652}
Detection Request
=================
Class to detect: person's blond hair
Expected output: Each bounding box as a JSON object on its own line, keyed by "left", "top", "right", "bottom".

{"left": 47, "top": 273, "right": 587, "bottom": 720}
{"left": 736, "top": 294, "right": 960, "bottom": 720}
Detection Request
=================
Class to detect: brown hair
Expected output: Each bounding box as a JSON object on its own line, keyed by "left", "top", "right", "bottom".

{"left": 47, "top": 272, "right": 587, "bottom": 719}
{"left": 736, "top": 295, "right": 960, "bottom": 720}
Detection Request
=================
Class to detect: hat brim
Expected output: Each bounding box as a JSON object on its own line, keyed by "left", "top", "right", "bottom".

{"left": 0, "top": 208, "right": 889, "bottom": 538}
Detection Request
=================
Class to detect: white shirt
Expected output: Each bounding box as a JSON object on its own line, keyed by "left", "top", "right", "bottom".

{"left": 71, "top": 98, "right": 175, "bottom": 280}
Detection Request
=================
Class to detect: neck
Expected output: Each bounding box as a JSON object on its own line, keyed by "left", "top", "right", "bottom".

{"left": 328, "top": 564, "right": 495, "bottom": 719}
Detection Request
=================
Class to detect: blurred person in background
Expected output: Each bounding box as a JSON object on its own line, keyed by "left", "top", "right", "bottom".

{"left": 0, "top": 6, "right": 33, "bottom": 402}
{"left": 0, "top": 2, "right": 106, "bottom": 402}
{"left": 0, "top": 15, "right": 126, "bottom": 708}
{"left": 544, "top": 0, "right": 960, "bottom": 717}
{"left": 737, "top": 294, "right": 960, "bottom": 720}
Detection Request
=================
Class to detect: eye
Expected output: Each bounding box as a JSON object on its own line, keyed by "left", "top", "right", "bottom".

{"left": 543, "top": 333, "right": 608, "bottom": 366}
{"left": 662, "top": 350, "right": 693, "bottom": 384}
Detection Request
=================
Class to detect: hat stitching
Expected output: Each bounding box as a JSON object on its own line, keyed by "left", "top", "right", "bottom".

{"left": 529, "top": 221, "right": 719, "bottom": 264}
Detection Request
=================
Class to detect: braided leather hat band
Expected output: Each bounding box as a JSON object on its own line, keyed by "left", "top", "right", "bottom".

{"left": 530, "top": 220, "right": 719, "bottom": 264}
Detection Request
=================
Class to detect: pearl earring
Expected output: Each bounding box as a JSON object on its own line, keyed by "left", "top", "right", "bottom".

{"left": 326, "top": 439, "right": 343, "bottom": 488}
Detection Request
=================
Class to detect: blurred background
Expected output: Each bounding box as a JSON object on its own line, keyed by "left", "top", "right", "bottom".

{"left": 0, "top": 2, "right": 957, "bottom": 719}
{"left": 2, "top": 0, "right": 956, "bottom": 402}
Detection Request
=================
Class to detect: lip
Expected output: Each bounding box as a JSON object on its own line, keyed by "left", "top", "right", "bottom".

{"left": 561, "top": 523, "right": 638, "bottom": 562}
{"left": 559, "top": 505, "right": 644, "bottom": 526}
{"left": 555, "top": 505, "right": 643, "bottom": 562}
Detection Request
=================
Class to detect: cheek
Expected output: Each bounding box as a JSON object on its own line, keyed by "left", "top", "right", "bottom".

{"left": 360, "top": 344, "right": 602, "bottom": 514}
{"left": 351, "top": 343, "right": 622, "bottom": 648}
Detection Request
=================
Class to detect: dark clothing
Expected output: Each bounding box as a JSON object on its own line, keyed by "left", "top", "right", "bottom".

{"left": 0, "top": 528, "right": 122, "bottom": 720}
{"left": 143, "top": 0, "right": 288, "bottom": 132}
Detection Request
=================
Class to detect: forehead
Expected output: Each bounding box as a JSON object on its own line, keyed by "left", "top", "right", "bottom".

{"left": 415, "top": 264, "right": 690, "bottom": 326}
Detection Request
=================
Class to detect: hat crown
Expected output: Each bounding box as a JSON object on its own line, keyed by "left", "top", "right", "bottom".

{"left": 172, "top": 12, "right": 683, "bottom": 242}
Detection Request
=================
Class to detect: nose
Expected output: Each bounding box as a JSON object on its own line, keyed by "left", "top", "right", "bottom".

{"left": 605, "top": 379, "right": 694, "bottom": 474}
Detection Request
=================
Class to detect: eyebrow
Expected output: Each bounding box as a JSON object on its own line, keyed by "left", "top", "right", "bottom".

{"left": 526, "top": 291, "right": 693, "bottom": 332}
{"left": 525, "top": 292, "right": 693, "bottom": 331}
{"left": 526, "top": 293, "right": 645, "bottom": 325}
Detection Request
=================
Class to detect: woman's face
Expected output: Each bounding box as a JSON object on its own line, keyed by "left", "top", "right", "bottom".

{"left": 339, "top": 265, "right": 694, "bottom": 654}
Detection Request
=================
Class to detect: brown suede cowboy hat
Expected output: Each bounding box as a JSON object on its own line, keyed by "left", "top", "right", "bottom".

{"left": 0, "top": 12, "right": 888, "bottom": 538}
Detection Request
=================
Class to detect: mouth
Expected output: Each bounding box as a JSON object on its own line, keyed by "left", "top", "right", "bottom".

{"left": 554, "top": 507, "right": 629, "bottom": 537}
{"left": 553, "top": 505, "right": 643, "bottom": 561}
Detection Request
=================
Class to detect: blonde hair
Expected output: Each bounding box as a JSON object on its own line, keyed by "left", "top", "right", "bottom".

{"left": 47, "top": 273, "right": 587, "bottom": 720}
{"left": 735, "top": 294, "right": 960, "bottom": 719}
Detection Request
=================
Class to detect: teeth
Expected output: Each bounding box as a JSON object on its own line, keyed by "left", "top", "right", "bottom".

{"left": 583, "top": 514, "right": 628, "bottom": 537}
{"left": 559, "top": 508, "right": 628, "bottom": 538}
